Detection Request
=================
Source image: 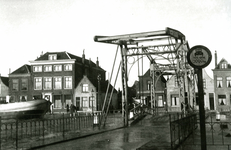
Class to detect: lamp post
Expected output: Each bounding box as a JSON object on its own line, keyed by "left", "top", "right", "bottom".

{"left": 91, "top": 89, "right": 94, "bottom": 112}
{"left": 97, "top": 74, "right": 101, "bottom": 111}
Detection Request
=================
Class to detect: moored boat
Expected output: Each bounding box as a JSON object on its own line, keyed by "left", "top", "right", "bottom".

{"left": 0, "top": 99, "right": 51, "bottom": 119}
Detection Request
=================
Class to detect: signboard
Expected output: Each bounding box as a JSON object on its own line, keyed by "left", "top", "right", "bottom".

{"left": 187, "top": 45, "right": 212, "bottom": 68}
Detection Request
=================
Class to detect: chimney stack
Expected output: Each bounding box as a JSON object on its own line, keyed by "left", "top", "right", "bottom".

{"left": 82, "top": 49, "right": 85, "bottom": 64}
{"left": 96, "top": 57, "right": 99, "bottom": 67}
{"left": 89, "top": 58, "right": 91, "bottom": 67}
{"left": 215, "top": 50, "right": 217, "bottom": 68}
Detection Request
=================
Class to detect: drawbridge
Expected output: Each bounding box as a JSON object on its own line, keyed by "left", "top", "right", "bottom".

{"left": 94, "top": 27, "right": 195, "bottom": 127}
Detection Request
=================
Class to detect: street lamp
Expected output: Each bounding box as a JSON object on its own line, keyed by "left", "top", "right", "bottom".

{"left": 97, "top": 74, "right": 101, "bottom": 111}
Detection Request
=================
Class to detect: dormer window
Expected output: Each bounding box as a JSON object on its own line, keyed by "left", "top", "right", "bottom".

{"left": 48, "top": 54, "right": 57, "bottom": 60}
{"left": 221, "top": 63, "right": 227, "bottom": 69}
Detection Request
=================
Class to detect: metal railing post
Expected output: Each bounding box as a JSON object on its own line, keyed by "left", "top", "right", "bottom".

{"left": 0, "top": 116, "right": 1, "bottom": 150}
{"left": 16, "top": 119, "right": 18, "bottom": 149}
{"left": 63, "top": 113, "right": 65, "bottom": 138}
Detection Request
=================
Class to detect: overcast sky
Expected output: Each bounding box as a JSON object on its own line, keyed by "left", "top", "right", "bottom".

{"left": 0, "top": 0, "right": 231, "bottom": 88}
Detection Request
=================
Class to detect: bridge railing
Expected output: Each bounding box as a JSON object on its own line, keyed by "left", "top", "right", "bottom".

{"left": 0, "top": 113, "right": 100, "bottom": 150}
{"left": 169, "top": 113, "right": 197, "bottom": 150}
{"left": 181, "top": 112, "right": 231, "bottom": 150}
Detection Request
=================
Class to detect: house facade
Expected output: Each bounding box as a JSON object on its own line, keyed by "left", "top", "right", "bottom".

{"left": 8, "top": 51, "right": 119, "bottom": 113}
{"left": 135, "top": 69, "right": 167, "bottom": 110}
{"left": 213, "top": 51, "right": 231, "bottom": 112}
{"left": 0, "top": 75, "right": 9, "bottom": 103}
{"left": 9, "top": 65, "right": 32, "bottom": 103}
{"left": 194, "top": 69, "right": 215, "bottom": 111}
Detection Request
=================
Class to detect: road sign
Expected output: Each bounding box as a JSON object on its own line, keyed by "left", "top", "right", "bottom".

{"left": 187, "top": 45, "right": 212, "bottom": 68}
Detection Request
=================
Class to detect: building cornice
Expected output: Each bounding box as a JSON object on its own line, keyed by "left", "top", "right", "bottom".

{"left": 29, "top": 59, "right": 76, "bottom": 65}
{"left": 9, "top": 73, "right": 31, "bottom": 77}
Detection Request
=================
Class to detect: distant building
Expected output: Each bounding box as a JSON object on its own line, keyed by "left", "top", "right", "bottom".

{"left": 166, "top": 75, "right": 181, "bottom": 112}
{"left": 0, "top": 75, "right": 9, "bottom": 103}
{"left": 9, "top": 65, "right": 32, "bottom": 102}
{"left": 135, "top": 69, "right": 167, "bottom": 111}
{"left": 166, "top": 73, "right": 195, "bottom": 113}
{"left": 212, "top": 51, "right": 231, "bottom": 112}
{"left": 8, "top": 51, "right": 118, "bottom": 113}
{"left": 194, "top": 69, "right": 215, "bottom": 110}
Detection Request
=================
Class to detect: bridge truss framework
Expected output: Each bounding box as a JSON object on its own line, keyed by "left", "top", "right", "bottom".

{"left": 94, "top": 27, "right": 196, "bottom": 126}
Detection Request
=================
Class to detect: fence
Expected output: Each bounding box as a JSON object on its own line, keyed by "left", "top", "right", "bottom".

{"left": 0, "top": 112, "right": 101, "bottom": 150}
{"left": 181, "top": 112, "right": 231, "bottom": 150}
{"left": 169, "top": 113, "right": 197, "bottom": 150}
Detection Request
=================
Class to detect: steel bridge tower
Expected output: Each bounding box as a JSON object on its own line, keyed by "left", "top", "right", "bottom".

{"left": 94, "top": 27, "right": 195, "bottom": 126}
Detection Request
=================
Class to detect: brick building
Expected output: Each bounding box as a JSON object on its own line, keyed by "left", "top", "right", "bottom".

{"left": 0, "top": 75, "right": 9, "bottom": 103}
{"left": 135, "top": 69, "right": 167, "bottom": 109}
{"left": 8, "top": 51, "right": 118, "bottom": 113}
{"left": 194, "top": 69, "right": 214, "bottom": 111}
{"left": 213, "top": 51, "right": 231, "bottom": 112}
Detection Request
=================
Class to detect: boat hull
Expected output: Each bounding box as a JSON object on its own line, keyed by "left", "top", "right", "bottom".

{"left": 0, "top": 99, "right": 50, "bottom": 119}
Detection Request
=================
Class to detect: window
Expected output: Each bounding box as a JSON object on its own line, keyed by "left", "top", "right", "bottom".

{"left": 227, "top": 77, "right": 231, "bottom": 88}
{"left": 44, "top": 77, "right": 52, "bottom": 90}
{"left": 221, "top": 63, "right": 227, "bottom": 69}
{"left": 82, "top": 84, "right": 89, "bottom": 92}
{"left": 64, "top": 64, "right": 72, "bottom": 71}
{"left": 82, "top": 97, "right": 88, "bottom": 107}
{"left": 20, "top": 96, "right": 27, "bottom": 102}
{"left": 54, "top": 95, "right": 62, "bottom": 108}
{"left": 54, "top": 77, "right": 62, "bottom": 89}
{"left": 89, "top": 96, "right": 95, "bottom": 108}
{"left": 21, "top": 79, "right": 28, "bottom": 91}
{"left": 48, "top": 54, "right": 57, "bottom": 60}
{"left": 33, "top": 95, "right": 42, "bottom": 100}
{"left": 9, "top": 96, "right": 15, "bottom": 103}
{"left": 33, "top": 66, "right": 42, "bottom": 72}
{"left": 64, "top": 77, "right": 72, "bottom": 89}
{"left": 12, "top": 79, "right": 19, "bottom": 91}
{"left": 171, "top": 95, "right": 179, "bottom": 106}
{"left": 54, "top": 65, "right": 62, "bottom": 71}
{"left": 203, "top": 79, "right": 206, "bottom": 89}
{"left": 64, "top": 95, "right": 72, "bottom": 108}
{"left": 174, "top": 76, "right": 178, "bottom": 87}
{"left": 44, "top": 65, "right": 52, "bottom": 72}
{"left": 34, "top": 78, "right": 42, "bottom": 90}
{"left": 217, "top": 77, "right": 222, "bottom": 88}
{"left": 218, "top": 95, "right": 226, "bottom": 105}
{"left": 157, "top": 95, "right": 163, "bottom": 107}
{"left": 147, "top": 81, "right": 151, "bottom": 90}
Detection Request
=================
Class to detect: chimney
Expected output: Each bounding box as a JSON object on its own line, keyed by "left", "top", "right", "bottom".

{"left": 82, "top": 49, "right": 85, "bottom": 64}
{"left": 215, "top": 50, "right": 217, "bottom": 68}
{"left": 96, "top": 57, "right": 99, "bottom": 67}
{"left": 89, "top": 58, "right": 91, "bottom": 67}
{"left": 9, "top": 68, "right": 11, "bottom": 74}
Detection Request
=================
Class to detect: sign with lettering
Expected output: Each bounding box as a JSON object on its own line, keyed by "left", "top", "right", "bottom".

{"left": 187, "top": 45, "right": 212, "bottom": 68}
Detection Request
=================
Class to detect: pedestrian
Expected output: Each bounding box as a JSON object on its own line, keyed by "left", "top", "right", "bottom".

{"left": 70, "top": 104, "right": 74, "bottom": 117}
{"left": 50, "top": 102, "right": 54, "bottom": 115}
{"left": 66, "top": 104, "right": 69, "bottom": 113}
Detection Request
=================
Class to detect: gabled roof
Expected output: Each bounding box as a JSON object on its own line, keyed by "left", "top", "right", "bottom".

{"left": 139, "top": 69, "right": 167, "bottom": 83}
{"left": 215, "top": 58, "right": 231, "bottom": 69}
{"left": 88, "top": 78, "right": 117, "bottom": 93}
{"left": 35, "top": 51, "right": 72, "bottom": 60}
{"left": 35, "top": 51, "right": 105, "bottom": 71}
{"left": 10, "top": 64, "right": 31, "bottom": 75}
{"left": 0, "top": 76, "right": 9, "bottom": 87}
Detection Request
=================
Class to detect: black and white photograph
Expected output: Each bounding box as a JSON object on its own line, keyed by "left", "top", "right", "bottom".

{"left": 0, "top": 0, "right": 231, "bottom": 149}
